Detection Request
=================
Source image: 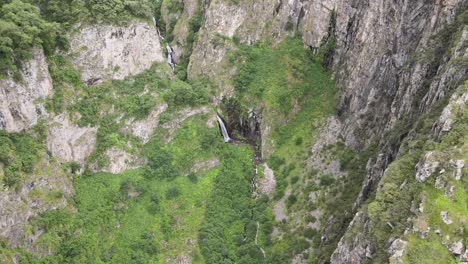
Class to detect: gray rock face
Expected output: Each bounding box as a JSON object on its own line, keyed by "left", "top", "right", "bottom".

{"left": 437, "top": 90, "right": 468, "bottom": 134}
{"left": 190, "top": 0, "right": 465, "bottom": 150}
{"left": 330, "top": 212, "right": 372, "bottom": 264}
{"left": 441, "top": 211, "right": 453, "bottom": 225}
{"left": 0, "top": 157, "right": 73, "bottom": 251}
{"left": 259, "top": 163, "right": 276, "bottom": 197}
{"left": 415, "top": 152, "right": 440, "bottom": 182}
{"left": 452, "top": 159, "right": 465, "bottom": 180}
{"left": 126, "top": 103, "right": 168, "bottom": 144}
{"left": 101, "top": 147, "right": 142, "bottom": 174}
{"left": 388, "top": 239, "right": 408, "bottom": 264}
{"left": 69, "top": 22, "right": 165, "bottom": 85}
{"left": 332, "top": 1, "right": 465, "bottom": 149}
{"left": 46, "top": 114, "right": 97, "bottom": 167}
{"left": 0, "top": 48, "right": 52, "bottom": 132}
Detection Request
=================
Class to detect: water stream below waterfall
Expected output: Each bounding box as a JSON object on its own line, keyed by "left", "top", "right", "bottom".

{"left": 216, "top": 113, "right": 266, "bottom": 258}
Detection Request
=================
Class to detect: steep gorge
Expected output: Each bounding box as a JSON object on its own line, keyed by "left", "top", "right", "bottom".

{"left": 0, "top": 0, "right": 466, "bottom": 263}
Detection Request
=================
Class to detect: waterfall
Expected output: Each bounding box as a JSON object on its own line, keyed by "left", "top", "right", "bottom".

{"left": 152, "top": 16, "right": 164, "bottom": 39}
{"left": 166, "top": 44, "right": 176, "bottom": 70}
{"left": 216, "top": 116, "right": 231, "bottom": 143}
{"left": 151, "top": 16, "right": 175, "bottom": 70}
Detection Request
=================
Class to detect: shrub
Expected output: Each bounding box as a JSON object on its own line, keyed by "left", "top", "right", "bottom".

{"left": 319, "top": 174, "right": 335, "bottom": 186}
{"left": 286, "top": 194, "right": 297, "bottom": 208}
{"left": 295, "top": 137, "right": 303, "bottom": 145}
{"left": 165, "top": 187, "right": 180, "bottom": 199}
{"left": 304, "top": 228, "right": 318, "bottom": 239}
{"left": 290, "top": 176, "right": 300, "bottom": 185}
{"left": 188, "top": 173, "right": 198, "bottom": 183}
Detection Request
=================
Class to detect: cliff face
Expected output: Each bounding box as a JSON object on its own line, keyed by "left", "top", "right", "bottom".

{"left": 0, "top": 0, "right": 466, "bottom": 262}
{"left": 69, "top": 21, "right": 165, "bottom": 85}
{"left": 0, "top": 48, "right": 52, "bottom": 133}
{"left": 186, "top": 0, "right": 466, "bottom": 262}
{"left": 189, "top": 0, "right": 465, "bottom": 148}
{"left": 0, "top": 20, "right": 167, "bottom": 253}
{"left": 331, "top": 0, "right": 465, "bottom": 149}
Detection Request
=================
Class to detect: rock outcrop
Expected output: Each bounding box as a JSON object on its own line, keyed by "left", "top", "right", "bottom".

{"left": 69, "top": 21, "right": 165, "bottom": 85}
{"left": 101, "top": 147, "right": 142, "bottom": 174}
{"left": 0, "top": 156, "right": 73, "bottom": 250}
{"left": 46, "top": 114, "right": 97, "bottom": 167}
{"left": 0, "top": 48, "right": 52, "bottom": 132}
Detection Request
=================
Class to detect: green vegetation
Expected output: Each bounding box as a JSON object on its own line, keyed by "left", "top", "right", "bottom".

{"left": 0, "top": 0, "right": 162, "bottom": 76}
{"left": 46, "top": 55, "right": 85, "bottom": 113}
{"left": 0, "top": 0, "right": 65, "bottom": 76}
{"left": 173, "top": 0, "right": 203, "bottom": 80}
{"left": 0, "top": 130, "right": 44, "bottom": 187}
{"left": 14, "top": 113, "right": 225, "bottom": 263}
{"left": 61, "top": 63, "right": 210, "bottom": 169}
{"left": 227, "top": 36, "right": 341, "bottom": 261}
{"left": 359, "top": 83, "right": 467, "bottom": 263}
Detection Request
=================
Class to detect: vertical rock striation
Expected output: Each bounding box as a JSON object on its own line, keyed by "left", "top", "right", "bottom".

{"left": 0, "top": 48, "right": 52, "bottom": 132}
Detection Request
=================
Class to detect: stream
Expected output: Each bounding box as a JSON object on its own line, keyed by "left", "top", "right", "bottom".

{"left": 216, "top": 114, "right": 266, "bottom": 258}
{"left": 152, "top": 16, "right": 176, "bottom": 70}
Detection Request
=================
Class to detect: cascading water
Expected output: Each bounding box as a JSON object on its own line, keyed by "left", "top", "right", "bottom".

{"left": 166, "top": 44, "right": 176, "bottom": 70}
{"left": 151, "top": 16, "right": 164, "bottom": 39}
{"left": 151, "top": 16, "right": 175, "bottom": 70}
{"left": 216, "top": 115, "right": 231, "bottom": 143}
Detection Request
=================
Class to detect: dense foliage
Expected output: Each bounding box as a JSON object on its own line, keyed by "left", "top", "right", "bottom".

{"left": 0, "top": 130, "right": 44, "bottom": 187}
{"left": 0, "top": 0, "right": 65, "bottom": 76}
{"left": 0, "top": 0, "right": 160, "bottom": 76}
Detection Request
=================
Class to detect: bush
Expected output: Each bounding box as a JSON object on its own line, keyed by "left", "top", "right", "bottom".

{"left": 290, "top": 176, "right": 299, "bottom": 185}
{"left": 69, "top": 161, "right": 81, "bottom": 174}
{"left": 188, "top": 173, "right": 198, "bottom": 183}
{"left": 295, "top": 137, "right": 303, "bottom": 145}
{"left": 319, "top": 174, "right": 335, "bottom": 186}
{"left": 165, "top": 187, "right": 180, "bottom": 199}
{"left": 145, "top": 149, "right": 179, "bottom": 181}
{"left": 304, "top": 228, "right": 318, "bottom": 239}
{"left": 0, "top": 131, "right": 42, "bottom": 187}
{"left": 286, "top": 194, "right": 297, "bottom": 208}
{"left": 0, "top": 0, "right": 66, "bottom": 75}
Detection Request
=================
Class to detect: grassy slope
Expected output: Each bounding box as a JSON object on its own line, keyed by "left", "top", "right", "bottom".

{"left": 228, "top": 37, "right": 345, "bottom": 262}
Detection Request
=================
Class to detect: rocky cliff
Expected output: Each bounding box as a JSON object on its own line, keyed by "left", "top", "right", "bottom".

{"left": 69, "top": 21, "right": 165, "bottom": 85}
{"left": 0, "top": 48, "right": 52, "bottom": 133}
{"left": 0, "top": 19, "right": 167, "bottom": 256}
{"left": 0, "top": 0, "right": 466, "bottom": 263}
{"left": 185, "top": 0, "right": 467, "bottom": 263}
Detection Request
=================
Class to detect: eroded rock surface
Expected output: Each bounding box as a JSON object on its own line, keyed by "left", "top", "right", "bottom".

{"left": 69, "top": 21, "right": 165, "bottom": 84}
{"left": 0, "top": 156, "right": 73, "bottom": 251}
{"left": 46, "top": 114, "right": 97, "bottom": 167}
{"left": 0, "top": 48, "right": 52, "bottom": 132}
